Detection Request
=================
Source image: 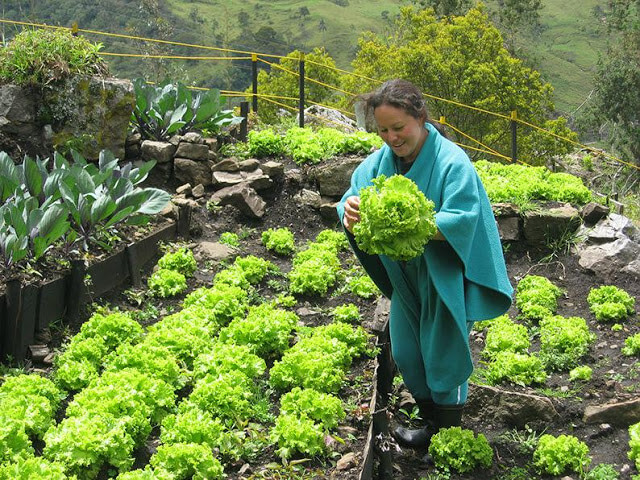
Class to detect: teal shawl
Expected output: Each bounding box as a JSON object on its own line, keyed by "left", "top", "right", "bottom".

{"left": 337, "top": 123, "right": 513, "bottom": 391}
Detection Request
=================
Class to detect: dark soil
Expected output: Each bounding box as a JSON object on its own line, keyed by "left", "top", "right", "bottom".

{"left": 8, "top": 156, "right": 639, "bottom": 480}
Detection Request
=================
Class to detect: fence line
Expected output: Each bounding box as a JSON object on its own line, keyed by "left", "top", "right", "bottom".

{"left": 0, "top": 18, "right": 637, "bottom": 172}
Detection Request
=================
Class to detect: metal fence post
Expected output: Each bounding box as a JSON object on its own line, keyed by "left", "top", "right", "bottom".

{"left": 510, "top": 110, "right": 517, "bottom": 163}
{"left": 251, "top": 53, "right": 258, "bottom": 113}
{"left": 299, "top": 53, "right": 305, "bottom": 128}
{"left": 239, "top": 101, "right": 249, "bottom": 141}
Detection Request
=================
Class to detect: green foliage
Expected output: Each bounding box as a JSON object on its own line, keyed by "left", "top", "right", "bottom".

{"left": 475, "top": 160, "right": 592, "bottom": 208}
{"left": 343, "top": 6, "right": 574, "bottom": 164}
{"left": 289, "top": 242, "right": 342, "bottom": 296}
{"left": 280, "top": 387, "right": 345, "bottom": 430}
{"left": 515, "top": 274, "right": 563, "bottom": 321}
{"left": 148, "top": 268, "right": 188, "bottom": 298}
{"left": 0, "top": 28, "right": 107, "bottom": 85}
{"left": 218, "top": 303, "right": 299, "bottom": 357}
{"left": 181, "top": 284, "right": 248, "bottom": 326}
{"left": 482, "top": 315, "right": 530, "bottom": 359}
{"left": 354, "top": 174, "right": 437, "bottom": 261}
{"left": 248, "top": 129, "right": 285, "bottom": 158}
{"left": 261, "top": 227, "right": 296, "bottom": 255}
{"left": 569, "top": 365, "right": 593, "bottom": 382}
{"left": 630, "top": 422, "right": 640, "bottom": 471}
{"left": 428, "top": 426, "right": 493, "bottom": 473}
{"left": 0, "top": 416, "right": 31, "bottom": 464}
{"left": 533, "top": 434, "right": 591, "bottom": 475}
{"left": 584, "top": 463, "right": 620, "bottom": 480}
{"left": 219, "top": 231, "right": 240, "bottom": 247}
{"left": 248, "top": 47, "right": 341, "bottom": 124}
{"left": 233, "top": 255, "right": 277, "bottom": 284}
{"left": 193, "top": 343, "right": 266, "bottom": 382}
{"left": 0, "top": 455, "right": 68, "bottom": 480}
{"left": 484, "top": 351, "right": 547, "bottom": 386}
{"left": 160, "top": 406, "right": 244, "bottom": 461}
{"left": 131, "top": 78, "right": 242, "bottom": 141}
{"left": 270, "top": 413, "right": 327, "bottom": 460}
{"left": 539, "top": 315, "right": 595, "bottom": 371}
{"left": 346, "top": 271, "right": 381, "bottom": 299}
{"left": 150, "top": 442, "right": 225, "bottom": 480}
{"left": 315, "top": 229, "right": 349, "bottom": 252}
{"left": 332, "top": 303, "right": 361, "bottom": 323}
{"left": 157, "top": 247, "right": 197, "bottom": 277}
{"left": 623, "top": 333, "right": 640, "bottom": 357}
{"left": 587, "top": 285, "right": 635, "bottom": 322}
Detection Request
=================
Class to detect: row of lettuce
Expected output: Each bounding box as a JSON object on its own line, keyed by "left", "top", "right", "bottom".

{"left": 0, "top": 229, "right": 378, "bottom": 479}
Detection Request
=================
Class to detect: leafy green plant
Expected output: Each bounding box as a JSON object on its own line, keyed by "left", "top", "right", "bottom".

{"left": 483, "top": 351, "right": 547, "bottom": 386}
{"left": 248, "top": 128, "right": 286, "bottom": 158}
{"left": 428, "top": 426, "right": 493, "bottom": 473}
{"left": 261, "top": 227, "right": 296, "bottom": 255}
{"left": 193, "top": 343, "right": 266, "bottom": 382}
{"left": 629, "top": 422, "right": 640, "bottom": 471}
{"left": 233, "top": 255, "right": 277, "bottom": 284}
{"left": 354, "top": 174, "right": 437, "bottom": 261}
{"left": 569, "top": 365, "right": 593, "bottom": 382}
{"left": 482, "top": 315, "right": 530, "bottom": 359}
{"left": 131, "top": 78, "right": 242, "bottom": 141}
{"left": 533, "top": 434, "right": 591, "bottom": 476}
{"left": 346, "top": 272, "right": 381, "bottom": 299}
{"left": 539, "top": 315, "right": 595, "bottom": 371}
{"left": 515, "top": 275, "right": 563, "bottom": 321}
{"left": 150, "top": 442, "right": 225, "bottom": 480}
{"left": 623, "top": 333, "right": 640, "bottom": 357}
{"left": 0, "top": 455, "right": 68, "bottom": 480}
{"left": 0, "top": 28, "right": 108, "bottom": 85}
{"left": 585, "top": 463, "right": 620, "bottom": 480}
{"left": 148, "top": 268, "right": 188, "bottom": 297}
{"left": 219, "top": 231, "right": 240, "bottom": 247}
{"left": 157, "top": 247, "right": 197, "bottom": 277}
{"left": 270, "top": 413, "right": 328, "bottom": 460}
{"left": 587, "top": 285, "right": 635, "bottom": 322}
{"left": 332, "top": 303, "right": 361, "bottom": 323}
{"left": 280, "top": 387, "right": 345, "bottom": 430}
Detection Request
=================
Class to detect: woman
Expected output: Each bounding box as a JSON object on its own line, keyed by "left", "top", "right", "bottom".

{"left": 337, "top": 79, "right": 513, "bottom": 448}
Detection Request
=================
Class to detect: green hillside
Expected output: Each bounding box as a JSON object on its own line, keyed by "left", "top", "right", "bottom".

{"left": 0, "top": 0, "right": 609, "bottom": 115}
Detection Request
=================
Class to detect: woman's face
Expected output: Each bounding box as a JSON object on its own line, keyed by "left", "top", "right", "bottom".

{"left": 374, "top": 104, "right": 426, "bottom": 163}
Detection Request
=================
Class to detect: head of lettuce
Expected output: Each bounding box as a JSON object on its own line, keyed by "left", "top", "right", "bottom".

{"left": 353, "top": 174, "right": 437, "bottom": 261}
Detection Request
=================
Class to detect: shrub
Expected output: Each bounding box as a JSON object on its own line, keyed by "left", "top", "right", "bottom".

{"left": 533, "top": 434, "right": 591, "bottom": 475}
{"left": 587, "top": 285, "right": 635, "bottom": 322}
{"left": 0, "top": 29, "right": 108, "bottom": 85}
{"left": 428, "top": 427, "right": 493, "bottom": 473}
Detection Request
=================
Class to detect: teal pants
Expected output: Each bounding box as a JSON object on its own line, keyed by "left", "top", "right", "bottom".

{"left": 389, "top": 294, "right": 472, "bottom": 406}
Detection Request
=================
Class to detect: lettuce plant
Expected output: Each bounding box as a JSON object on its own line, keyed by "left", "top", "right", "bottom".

{"left": 270, "top": 413, "right": 327, "bottom": 460}
{"left": 539, "top": 315, "right": 595, "bottom": 371}
{"left": 569, "top": 365, "right": 593, "bottom": 382}
{"left": 193, "top": 343, "right": 266, "bottom": 382}
{"left": 533, "top": 434, "right": 591, "bottom": 476}
{"left": 0, "top": 455, "right": 68, "bottom": 480}
{"left": 233, "top": 255, "right": 277, "bottom": 284}
{"left": 587, "top": 285, "right": 635, "bottom": 322}
{"left": 484, "top": 351, "right": 547, "bottom": 386}
{"left": 515, "top": 275, "right": 563, "bottom": 321}
{"left": 629, "top": 422, "right": 640, "bottom": 471}
{"left": 332, "top": 303, "right": 361, "bottom": 323}
{"left": 157, "top": 247, "right": 197, "bottom": 277}
{"left": 622, "top": 333, "right": 640, "bottom": 356}
{"left": 584, "top": 463, "right": 620, "bottom": 480}
{"left": 248, "top": 128, "right": 285, "bottom": 157}
{"left": 219, "top": 231, "right": 240, "bottom": 247}
{"left": 428, "top": 427, "right": 493, "bottom": 473}
{"left": 148, "top": 268, "right": 188, "bottom": 297}
{"left": 482, "top": 315, "right": 530, "bottom": 359}
{"left": 261, "top": 227, "right": 295, "bottom": 255}
{"left": 280, "top": 387, "right": 345, "bottom": 430}
{"left": 150, "top": 442, "right": 225, "bottom": 480}
{"left": 353, "top": 174, "right": 437, "bottom": 261}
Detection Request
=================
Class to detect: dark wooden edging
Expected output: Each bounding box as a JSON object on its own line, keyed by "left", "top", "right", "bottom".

{"left": 359, "top": 297, "right": 395, "bottom": 480}
{"left": 0, "top": 220, "right": 180, "bottom": 363}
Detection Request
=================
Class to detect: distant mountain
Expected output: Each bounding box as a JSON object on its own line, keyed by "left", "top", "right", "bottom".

{"left": 0, "top": 0, "right": 608, "bottom": 115}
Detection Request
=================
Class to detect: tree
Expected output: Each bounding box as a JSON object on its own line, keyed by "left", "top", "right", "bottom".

{"left": 411, "top": 0, "right": 471, "bottom": 17}
{"left": 495, "top": 0, "right": 543, "bottom": 50}
{"left": 248, "top": 47, "right": 341, "bottom": 124}
{"left": 592, "top": 0, "right": 640, "bottom": 165}
{"left": 319, "top": 18, "right": 327, "bottom": 32}
{"left": 341, "top": 6, "right": 576, "bottom": 164}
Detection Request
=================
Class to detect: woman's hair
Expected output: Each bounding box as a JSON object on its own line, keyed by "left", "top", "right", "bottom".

{"left": 363, "top": 78, "right": 447, "bottom": 136}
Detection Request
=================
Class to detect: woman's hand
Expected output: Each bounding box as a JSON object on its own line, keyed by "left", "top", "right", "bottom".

{"left": 343, "top": 196, "right": 361, "bottom": 233}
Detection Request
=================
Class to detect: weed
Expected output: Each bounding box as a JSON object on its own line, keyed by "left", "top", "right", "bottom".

{"left": 499, "top": 424, "right": 546, "bottom": 455}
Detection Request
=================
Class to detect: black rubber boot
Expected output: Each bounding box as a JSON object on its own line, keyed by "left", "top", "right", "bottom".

{"left": 393, "top": 401, "right": 464, "bottom": 449}
{"left": 392, "top": 398, "right": 436, "bottom": 448}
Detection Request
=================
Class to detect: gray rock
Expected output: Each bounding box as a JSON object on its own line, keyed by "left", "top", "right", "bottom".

{"left": 583, "top": 398, "right": 640, "bottom": 427}
{"left": 492, "top": 203, "right": 520, "bottom": 216}
{"left": 141, "top": 140, "right": 177, "bottom": 164}
{"left": 310, "top": 157, "right": 363, "bottom": 197}
{"left": 522, "top": 203, "right": 581, "bottom": 246}
{"left": 583, "top": 213, "right": 640, "bottom": 244}
{"left": 176, "top": 183, "right": 192, "bottom": 195}
{"left": 175, "top": 142, "right": 209, "bottom": 161}
{"left": 581, "top": 202, "right": 610, "bottom": 225}
{"left": 181, "top": 132, "right": 204, "bottom": 144}
{"left": 320, "top": 201, "right": 340, "bottom": 222}
{"left": 210, "top": 184, "right": 266, "bottom": 218}
{"left": 212, "top": 159, "right": 240, "bottom": 172}
{"left": 195, "top": 241, "right": 236, "bottom": 262}
{"left": 126, "top": 132, "right": 142, "bottom": 146}
{"left": 204, "top": 137, "right": 218, "bottom": 152}
{"left": 496, "top": 215, "right": 521, "bottom": 241}
{"left": 299, "top": 104, "right": 358, "bottom": 131}
{"left": 335, "top": 452, "right": 357, "bottom": 471}
{"left": 238, "top": 159, "right": 260, "bottom": 171}
{"left": 285, "top": 168, "right": 304, "bottom": 185}
{"left": 261, "top": 160, "right": 285, "bottom": 178}
{"left": 174, "top": 157, "right": 213, "bottom": 187}
{"left": 466, "top": 384, "right": 559, "bottom": 427}
{"left": 192, "top": 184, "right": 206, "bottom": 199}
{"left": 171, "top": 197, "right": 199, "bottom": 209}
{"left": 578, "top": 237, "right": 640, "bottom": 280}
{"left": 295, "top": 189, "right": 323, "bottom": 209}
